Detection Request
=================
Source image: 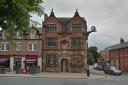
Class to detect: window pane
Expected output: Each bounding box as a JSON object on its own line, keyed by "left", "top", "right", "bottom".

{"left": 46, "top": 38, "right": 58, "bottom": 46}
{"left": 72, "top": 24, "right": 81, "bottom": 32}
{"left": 47, "top": 24, "right": 57, "bottom": 32}
{"left": 46, "top": 54, "right": 57, "bottom": 66}
{"left": 71, "top": 38, "right": 82, "bottom": 46}
{"left": 16, "top": 42, "right": 21, "bottom": 51}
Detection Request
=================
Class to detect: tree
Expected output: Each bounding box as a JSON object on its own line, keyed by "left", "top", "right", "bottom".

{"left": 88, "top": 46, "right": 100, "bottom": 63}
{"left": 87, "top": 52, "right": 95, "bottom": 65}
{"left": 0, "top": 0, "right": 44, "bottom": 38}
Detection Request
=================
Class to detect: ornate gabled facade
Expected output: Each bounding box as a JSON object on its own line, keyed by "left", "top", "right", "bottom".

{"left": 42, "top": 9, "right": 88, "bottom": 73}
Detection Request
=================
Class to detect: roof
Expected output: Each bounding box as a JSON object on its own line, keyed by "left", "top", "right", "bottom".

{"left": 35, "top": 27, "right": 42, "bottom": 34}
{"left": 103, "top": 42, "right": 128, "bottom": 51}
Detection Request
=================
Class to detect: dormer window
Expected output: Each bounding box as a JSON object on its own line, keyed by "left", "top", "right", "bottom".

{"left": 47, "top": 24, "right": 57, "bottom": 32}
{"left": 72, "top": 24, "right": 81, "bottom": 32}
{"left": 16, "top": 32, "right": 22, "bottom": 39}
{"left": 30, "top": 31, "right": 36, "bottom": 39}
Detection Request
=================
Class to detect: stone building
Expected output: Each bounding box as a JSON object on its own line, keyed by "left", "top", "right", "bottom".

{"left": 101, "top": 38, "right": 128, "bottom": 72}
{"left": 42, "top": 9, "right": 88, "bottom": 73}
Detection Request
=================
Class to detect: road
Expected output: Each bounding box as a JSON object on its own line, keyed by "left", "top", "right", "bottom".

{"left": 89, "top": 65, "right": 128, "bottom": 81}
{"left": 0, "top": 77, "right": 128, "bottom": 85}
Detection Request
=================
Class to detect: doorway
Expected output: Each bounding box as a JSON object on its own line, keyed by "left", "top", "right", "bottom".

{"left": 61, "top": 59, "right": 68, "bottom": 72}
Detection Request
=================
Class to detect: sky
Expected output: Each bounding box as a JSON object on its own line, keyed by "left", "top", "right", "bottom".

{"left": 31, "top": 0, "right": 128, "bottom": 51}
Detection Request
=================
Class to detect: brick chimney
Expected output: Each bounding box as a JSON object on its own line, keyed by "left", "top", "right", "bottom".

{"left": 44, "top": 13, "right": 48, "bottom": 21}
{"left": 120, "top": 38, "right": 124, "bottom": 44}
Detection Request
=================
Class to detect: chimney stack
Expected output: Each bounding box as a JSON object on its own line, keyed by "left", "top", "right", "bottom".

{"left": 44, "top": 13, "right": 48, "bottom": 21}
{"left": 120, "top": 38, "right": 124, "bottom": 44}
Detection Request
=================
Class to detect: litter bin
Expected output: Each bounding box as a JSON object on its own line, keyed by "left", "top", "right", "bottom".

{"left": 15, "top": 68, "right": 20, "bottom": 74}
{"left": 29, "top": 68, "right": 36, "bottom": 74}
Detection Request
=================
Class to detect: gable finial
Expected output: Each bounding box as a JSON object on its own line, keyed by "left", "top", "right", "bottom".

{"left": 75, "top": 9, "right": 79, "bottom": 16}
{"left": 50, "top": 8, "right": 55, "bottom": 17}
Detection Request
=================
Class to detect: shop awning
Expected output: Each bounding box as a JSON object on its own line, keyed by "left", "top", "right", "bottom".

{"left": 25, "top": 59, "right": 37, "bottom": 63}
{"left": 0, "top": 59, "right": 9, "bottom": 63}
{"left": 25, "top": 55, "right": 38, "bottom": 63}
{"left": 0, "top": 55, "right": 10, "bottom": 63}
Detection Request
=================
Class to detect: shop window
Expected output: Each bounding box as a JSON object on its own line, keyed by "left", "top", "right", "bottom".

{"left": 72, "top": 24, "right": 81, "bottom": 32}
{"left": 47, "top": 24, "right": 57, "bottom": 32}
{"left": 28, "top": 42, "right": 37, "bottom": 51}
{"left": 0, "top": 42, "right": 9, "bottom": 51}
{"left": 46, "top": 54, "right": 57, "bottom": 66}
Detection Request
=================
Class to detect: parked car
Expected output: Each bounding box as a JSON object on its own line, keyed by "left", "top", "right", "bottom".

{"left": 93, "top": 63, "right": 103, "bottom": 70}
{"left": 104, "top": 66, "right": 122, "bottom": 75}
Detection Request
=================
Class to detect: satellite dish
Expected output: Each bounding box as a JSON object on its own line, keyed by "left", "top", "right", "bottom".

{"left": 91, "top": 26, "right": 96, "bottom": 32}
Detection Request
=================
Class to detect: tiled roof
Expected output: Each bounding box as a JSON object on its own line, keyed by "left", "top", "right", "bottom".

{"left": 57, "top": 17, "right": 71, "bottom": 23}
{"left": 103, "top": 42, "right": 128, "bottom": 51}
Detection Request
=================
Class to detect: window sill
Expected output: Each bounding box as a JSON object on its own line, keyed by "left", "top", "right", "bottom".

{"left": 0, "top": 50, "right": 9, "bottom": 51}
{"left": 28, "top": 50, "right": 37, "bottom": 52}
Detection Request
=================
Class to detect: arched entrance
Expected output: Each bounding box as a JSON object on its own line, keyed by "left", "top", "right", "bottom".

{"left": 61, "top": 59, "right": 68, "bottom": 72}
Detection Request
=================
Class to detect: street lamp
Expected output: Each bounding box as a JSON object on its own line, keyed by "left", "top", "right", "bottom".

{"left": 86, "top": 26, "right": 97, "bottom": 77}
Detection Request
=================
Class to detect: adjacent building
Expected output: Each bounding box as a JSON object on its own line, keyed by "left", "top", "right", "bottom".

{"left": 0, "top": 10, "right": 89, "bottom": 73}
{"left": 101, "top": 38, "right": 128, "bottom": 72}
{"left": 0, "top": 28, "right": 43, "bottom": 71}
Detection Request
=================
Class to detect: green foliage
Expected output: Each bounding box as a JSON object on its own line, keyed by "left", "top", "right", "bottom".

{"left": 0, "top": 0, "right": 44, "bottom": 38}
{"left": 87, "top": 53, "right": 95, "bottom": 65}
{"left": 88, "top": 46, "right": 100, "bottom": 63}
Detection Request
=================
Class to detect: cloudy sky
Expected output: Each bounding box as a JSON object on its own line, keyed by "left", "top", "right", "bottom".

{"left": 32, "top": 0, "right": 128, "bottom": 51}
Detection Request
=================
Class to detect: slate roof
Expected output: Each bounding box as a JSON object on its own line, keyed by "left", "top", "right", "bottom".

{"left": 103, "top": 42, "right": 128, "bottom": 51}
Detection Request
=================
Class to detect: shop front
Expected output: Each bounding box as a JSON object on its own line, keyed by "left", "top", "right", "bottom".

{"left": 25, "top": 55, "right": 38, "bottom": 69}
{"left": 0, "top": 55, "right": 10, "bottom": 68}
{"left": 0, "top": 55, "right": 10, "bottom": 73}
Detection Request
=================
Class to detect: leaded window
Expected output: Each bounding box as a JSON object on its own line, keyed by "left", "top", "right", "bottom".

{"left": 47, "top": 24, "right": 57, "bottom": 32}
{"left": 72, "top": 24, "right": 81, "bottom": 32}
{"left": 46, "top": 54, "right": 57, "bottom": 66}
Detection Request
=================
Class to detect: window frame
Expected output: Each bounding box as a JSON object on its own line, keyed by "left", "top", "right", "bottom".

{"left": 16, "top": 32, "right": 22, "bottom": 39}
{"left": 28, "top": 42, "right": 37, "bottom": 51}
{"left": 46, "top": 38, "right": 58, "bottom": 47}
{"left": 0, "top": 42, "right": 9, "bottom": 51}
{"left": 72, "top": 24, "right": 81, "bottom": 32}
{"left": 16, "top": 42, "right": 21, "bottom": 51}
{"left": 47, "top": 24, "right": 57, "bottom": 32}
{"left": 46, "top": 54, "right": 58, "bottom": 66}
{"left": 30, "top": 30, "right": 36, "bottom": 39}
{"left": 71, "top": 38, "right": 83, "bottom": 47}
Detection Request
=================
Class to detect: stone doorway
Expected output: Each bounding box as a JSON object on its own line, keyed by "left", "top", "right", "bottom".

{"left": 61, "top": 59, "right": 68, "bottom": 72}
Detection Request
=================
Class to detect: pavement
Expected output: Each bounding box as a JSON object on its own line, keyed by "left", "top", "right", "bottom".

{"left": 0, "top": 72, "right": 105, "bottom": 79}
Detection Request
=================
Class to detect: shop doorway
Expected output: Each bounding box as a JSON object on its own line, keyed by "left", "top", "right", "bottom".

{"left": 14, "top": 58, "right": 21, "bottom": 71}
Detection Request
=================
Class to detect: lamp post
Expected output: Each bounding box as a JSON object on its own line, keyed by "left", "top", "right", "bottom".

{"left": 84, "top": 26, "right": 97, "bottom": 77}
